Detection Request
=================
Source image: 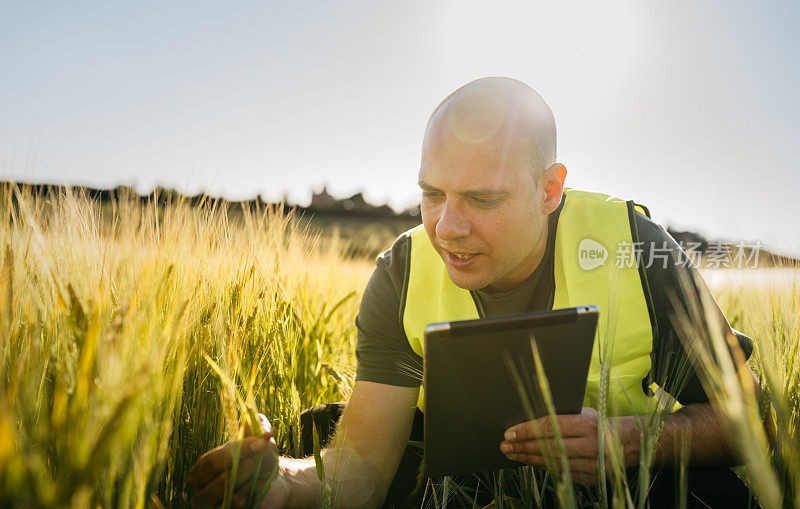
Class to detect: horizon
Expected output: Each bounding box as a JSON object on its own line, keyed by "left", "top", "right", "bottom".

{"left": 6, "top": 179, "right": 798, "bottom": 268}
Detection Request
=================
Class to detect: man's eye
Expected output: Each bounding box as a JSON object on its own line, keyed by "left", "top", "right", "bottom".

{"left": 421, "top": 191, "right": 442, "bottom": 199}
{"left": 472, "top": 197, "right": 499, "bottom": 207}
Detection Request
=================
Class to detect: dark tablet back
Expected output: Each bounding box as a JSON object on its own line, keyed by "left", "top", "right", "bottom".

{"left": 423, "top": 305, "right": 599, "bottom": 477}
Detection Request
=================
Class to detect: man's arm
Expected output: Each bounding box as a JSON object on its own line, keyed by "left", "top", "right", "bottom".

{"left": 499, "top": 403, "right": 736, "bottom": 486}
{"left": 652, "top": 401, "right": 736, "bottom": 467}
{"left": 279, "top": 381, "right": 419, "bottom": 508}
{"left": 188, "top": 381, "right": 418, "bottom": 509}
{"left": 276, "top": 234, "right": 420, "bottom": 507}
{"left": 500, "top": 361, "right": 764, "bottom": 485}
{"left": 652, "top": 357, "right": 775, "bottom": 467}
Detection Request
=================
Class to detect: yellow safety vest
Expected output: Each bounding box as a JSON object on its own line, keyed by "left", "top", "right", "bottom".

{"left": 400, "top": 188, "right": 662, "bottom": 416}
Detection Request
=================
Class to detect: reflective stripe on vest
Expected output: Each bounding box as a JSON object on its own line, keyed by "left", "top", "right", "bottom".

{"left": 401, "top": 188, "right": 662, "bottom": 416}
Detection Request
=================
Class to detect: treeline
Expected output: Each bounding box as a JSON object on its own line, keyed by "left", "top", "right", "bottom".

{"left": 0, "top": 182, "right": 421, "bottom": 220}
{"left": 2, "top": 181, "right": 796, "bottom": 266}
{"left": 666, "top": 227, "right": 798, "bottom": 268}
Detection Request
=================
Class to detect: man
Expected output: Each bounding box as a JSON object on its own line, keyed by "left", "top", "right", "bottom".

{"left": 188, "top": 77, "right": 759, "bottom": 508}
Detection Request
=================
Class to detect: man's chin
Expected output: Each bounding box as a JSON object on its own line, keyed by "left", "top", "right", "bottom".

{"left": 445, "top": 269, "right": 488, "bottom": 291}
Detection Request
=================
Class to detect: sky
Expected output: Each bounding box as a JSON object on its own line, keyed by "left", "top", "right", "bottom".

{"left": 2, "top": 1, "right": 799, "bottom": 256}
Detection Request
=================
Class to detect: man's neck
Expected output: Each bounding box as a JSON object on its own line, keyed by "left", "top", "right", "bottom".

{"left": 481, "top": 220, "right": 550, "bottom": 295}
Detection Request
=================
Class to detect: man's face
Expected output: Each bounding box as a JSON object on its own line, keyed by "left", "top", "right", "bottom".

{"left": 418, "top": 128, "right": 550, "bottom": 293}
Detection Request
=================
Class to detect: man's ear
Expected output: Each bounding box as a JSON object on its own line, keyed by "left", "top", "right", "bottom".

{"left": 541, "top": 163, "right": 567, "bottom": 213}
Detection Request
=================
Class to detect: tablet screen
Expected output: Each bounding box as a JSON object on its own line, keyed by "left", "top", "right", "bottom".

{"left": 423, "top": 306, "right": 598, "bottom": 477}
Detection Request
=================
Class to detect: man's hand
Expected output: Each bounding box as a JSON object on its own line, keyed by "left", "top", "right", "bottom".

{"left": 499, "top": 407, "right": 640, "bottom": 486}
{"left": 188, "top": 414, "right": 289, "bottom": 508}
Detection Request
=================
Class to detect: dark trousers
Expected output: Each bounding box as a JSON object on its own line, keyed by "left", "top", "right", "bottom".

{"left": 297, "top": 403, "right": 758, "bottom": 508}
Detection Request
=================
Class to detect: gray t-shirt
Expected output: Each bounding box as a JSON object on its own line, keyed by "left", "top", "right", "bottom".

{"left": 354, "top": 194, "right": 753, "bottom": 405}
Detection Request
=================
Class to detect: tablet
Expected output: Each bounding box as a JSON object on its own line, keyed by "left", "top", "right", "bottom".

{"left": 423, "top": 305, "right": 599, "bottom": 477}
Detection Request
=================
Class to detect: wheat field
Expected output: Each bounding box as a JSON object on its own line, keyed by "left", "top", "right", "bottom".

{"left": 0, "top": 186, "right": 797, "bottom": 508}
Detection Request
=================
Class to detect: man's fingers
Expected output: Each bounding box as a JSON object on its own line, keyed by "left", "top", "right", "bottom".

{"left": 257, "top": 413, "right": 272, "bottom": 435}
{"left": 505, "top": 413, "right": 598, "bottom": 441}
{"left": 188, "top": 437, "right": 269, "bottom": 489}
{"left": 188, "top": 437, "right": 268, "bottom": 487}
{"left": 192, "top": 457, "right": 259, "bottom": 507}
{"left": 243, "top": 413, "right": 273, "bottom": 438}
{"left": 505, "top": 452, "right": 548, "bottom": 466}
{"left": 501, "top": 437, "right": 598, "bottom": 458}
{"left": 506, "top": 452, "right": 598, "bottom": 468}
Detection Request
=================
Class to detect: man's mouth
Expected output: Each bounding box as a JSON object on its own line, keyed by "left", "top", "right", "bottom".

{"left": 451, "top": 252, "right": 476, "bottom": 259}
{"left": 442, "top": 249, "right": 480, "bottom": 267}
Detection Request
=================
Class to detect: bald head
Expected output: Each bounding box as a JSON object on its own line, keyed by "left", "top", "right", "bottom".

{"left": 423, "top": 77, "right": 557, "bottom": 181}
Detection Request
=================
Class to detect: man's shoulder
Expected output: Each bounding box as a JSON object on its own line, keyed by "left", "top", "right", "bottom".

{"left": 631, "top": 210, "right": 686, "bottom": 282}
{"left": 633, "top": 210, "right": 669, "bottom": 244}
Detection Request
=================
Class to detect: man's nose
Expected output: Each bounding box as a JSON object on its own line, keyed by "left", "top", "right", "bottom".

{"left": 435, "top": 200, "right": 470, "bottom": 241}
